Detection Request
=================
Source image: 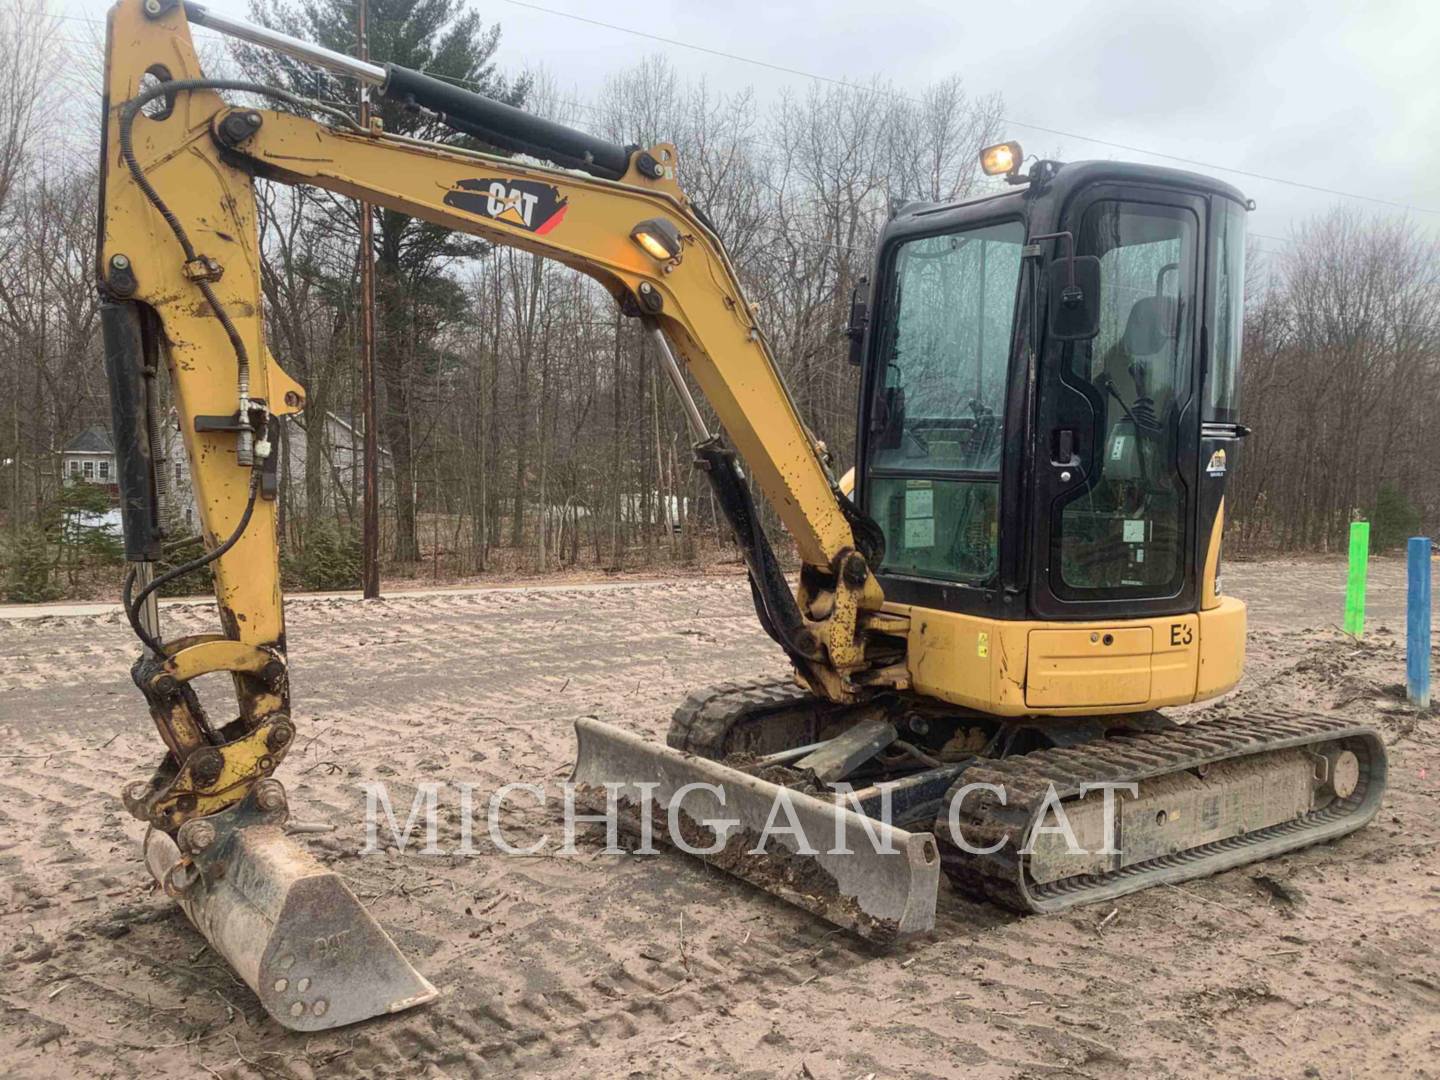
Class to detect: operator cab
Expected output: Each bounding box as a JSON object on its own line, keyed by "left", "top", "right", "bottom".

{"left": 853, "top": 147, "right": 1249, "bottom": 622}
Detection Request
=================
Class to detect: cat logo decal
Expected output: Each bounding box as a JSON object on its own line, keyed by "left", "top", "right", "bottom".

{"left": 444, "top": 178, "right": 569, "bottom": 234}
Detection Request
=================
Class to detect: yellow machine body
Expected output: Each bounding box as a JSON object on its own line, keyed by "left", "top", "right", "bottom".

{"left": 892, "top": 595, "right": 1244, "bottom": 716}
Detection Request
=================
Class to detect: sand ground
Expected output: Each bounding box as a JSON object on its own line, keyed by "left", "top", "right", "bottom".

{"left": 1, "top": 558, "right": 1437, "bottom": 1078}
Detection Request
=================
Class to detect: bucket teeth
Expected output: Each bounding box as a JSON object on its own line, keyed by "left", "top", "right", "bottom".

{"left": 144, "top": 787, "right": 437, "bottom": 1031}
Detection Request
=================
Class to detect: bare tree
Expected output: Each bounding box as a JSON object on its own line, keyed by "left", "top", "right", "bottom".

{"left": 1233, "top": 208, "right": 1440, "bottom": 551}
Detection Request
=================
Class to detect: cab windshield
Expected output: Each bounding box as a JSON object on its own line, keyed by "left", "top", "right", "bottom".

{"left": 867, "top": 219, "right": 1024, "bottom": 583}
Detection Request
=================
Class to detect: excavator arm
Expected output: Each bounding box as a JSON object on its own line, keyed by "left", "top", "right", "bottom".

{"left": 97, "top": 0, "right": 914, "bottom": 1029}
{"left": 101, "top": 0, "right": 902, "bottom": 834}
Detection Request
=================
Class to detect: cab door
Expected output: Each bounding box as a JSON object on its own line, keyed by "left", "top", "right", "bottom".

{"left": 1030, "top": 185, "right": 1206, "bottom": 618}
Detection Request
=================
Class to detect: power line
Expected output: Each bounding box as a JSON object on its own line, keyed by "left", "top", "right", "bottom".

{"left": 64, "top": 4, "right": 1432, "bottom": 219}
{"left": 55, "top": 10, "right": 603, "bottom": 120}
{"left": 55, "top": 7, "right": 1417, "bottom": 243}
{"left": 996, "top": 119, "right": 1438, "bottom": 216}
{"left": 495, "top": 0, "right": 1440, "bottom": 218}
{"left": 47, "top": 10, "right": 1300, "bottom": 275}
{"left": 48, "top": 45, "right": 1296, "bottom": 257}
{"left": 499, "top": 0, "right": 896, "bottom": 99}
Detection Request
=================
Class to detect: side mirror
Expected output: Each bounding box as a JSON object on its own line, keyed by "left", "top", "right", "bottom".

{"left": 1048, "top": 255, "right": 1102, "bottom": 341}
{"left": 845, "top": 278, "right": 869, "bottom": 365}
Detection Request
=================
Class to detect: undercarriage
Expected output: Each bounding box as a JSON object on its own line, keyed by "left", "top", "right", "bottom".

{"left": 574, "top": 677, "right": 1387, "bottom": 938}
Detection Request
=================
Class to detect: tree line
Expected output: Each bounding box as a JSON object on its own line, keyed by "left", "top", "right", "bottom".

{"left": 1233, "top": 211, "right": 1440, "bottom": 551}
{"left": 0, "top": 0, "right": 1437, "bottom": 601}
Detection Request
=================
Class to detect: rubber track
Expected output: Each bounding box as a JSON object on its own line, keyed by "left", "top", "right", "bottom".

{"left": 667, "top": 675, "right": 818, "bottom": 758}
{"left": 940, "top": 709, "right": 1387, "bottom": 913}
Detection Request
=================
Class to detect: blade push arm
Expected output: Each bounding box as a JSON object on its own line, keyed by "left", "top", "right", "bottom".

{"left": 99, "top": 0, "right": 901, "bottom": 831}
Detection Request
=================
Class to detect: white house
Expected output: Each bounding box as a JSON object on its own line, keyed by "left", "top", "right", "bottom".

{"left": 61, "top": 427, "right": 119, "bottom": 487}
{"left": 280, "top": 412, "right": 394, "bottom": 509}
{"left": 62, "top": 416, "right": 391, "bottom": 530}
{"left": 165, "top": 411, "right": 392, "bottom": 529}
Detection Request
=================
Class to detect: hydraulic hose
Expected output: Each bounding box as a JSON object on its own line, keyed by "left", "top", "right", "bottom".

{"left": 123, "top": 473, "right": 261, "bottom": 653}
{"left": 113, "top": 79, "right": 351, "bottom": 651}
{"left": 116, "top": 79, "right": 362, "bottom": 431}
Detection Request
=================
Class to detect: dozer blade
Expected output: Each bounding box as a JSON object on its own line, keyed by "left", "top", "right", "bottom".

{"left": 143, "top": 781, "right": 437, "bottom": 1031}
{"left": 571, "top": 717, "right": 941, "bottom": 942}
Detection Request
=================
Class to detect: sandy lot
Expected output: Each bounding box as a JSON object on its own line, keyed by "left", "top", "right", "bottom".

{"left": 1, "top": 559, "right": 1438, "bottom": 1079}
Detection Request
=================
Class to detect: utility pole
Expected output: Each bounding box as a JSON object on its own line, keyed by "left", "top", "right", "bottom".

{"left": 358, "top": 0, "right": 380, "bottom": 599}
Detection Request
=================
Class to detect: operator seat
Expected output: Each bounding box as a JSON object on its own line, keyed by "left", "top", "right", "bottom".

{"left": 1100, "top": 294, "right": 1179, "bottom": 410}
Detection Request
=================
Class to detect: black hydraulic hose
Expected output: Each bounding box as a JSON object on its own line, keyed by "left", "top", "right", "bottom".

{"left": 161, "top": 532, "right": 207, "bottom": 556}
{"left": 119, "top": 532, "right": 207, "bottom": 638}
{"left": 695, "top": 440, "right": 822, "bottom": 667}
{"left": 117, "top": 80, "right": 363, "bottom": 406}
{"left": 121, "top": 564, "right": 158, "bottom": 654}
{"left": 113, "top": 79, "right": 351, "bottom": 652}
{"left": 123, "top": 473, "right": 261, "bottom": 653}
{"left": 743, "top": 493, "right": 807, "bottom": 658}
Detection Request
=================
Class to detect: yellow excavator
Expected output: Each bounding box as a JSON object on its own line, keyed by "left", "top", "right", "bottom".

{"left": 98, "top": 0, "right": 1386, "bottom": 1032}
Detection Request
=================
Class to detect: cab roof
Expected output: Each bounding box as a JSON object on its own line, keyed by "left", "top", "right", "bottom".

{"left": 893, "top": 159, "right": 1250, "bottom": 222}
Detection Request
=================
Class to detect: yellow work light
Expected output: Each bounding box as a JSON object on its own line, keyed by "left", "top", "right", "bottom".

{"left": 631, "top": 218, "right": 683, "bottom": 261}
{"left": 980, "top": 141, "right": 1023, "bottom": 179}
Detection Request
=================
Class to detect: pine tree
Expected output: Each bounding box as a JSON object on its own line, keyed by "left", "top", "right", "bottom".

{"left": 3, "top": 527, "right": 61, "bottom": 602}
{"left": 238, "top": 0, "right": 525, "bottom": 562}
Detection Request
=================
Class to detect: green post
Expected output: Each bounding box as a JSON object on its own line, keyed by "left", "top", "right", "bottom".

{"left": 1344, "top": 521, "right": 1370, "bottom": 637}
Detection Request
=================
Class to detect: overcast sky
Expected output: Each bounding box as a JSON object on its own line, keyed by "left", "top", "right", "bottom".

{"left": 61, "top": 0, "right": 1440, "bottom": 252}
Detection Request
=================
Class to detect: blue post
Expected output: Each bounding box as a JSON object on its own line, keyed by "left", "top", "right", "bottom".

{"left": 1408, "top": 536, "right": 1431, "bottom": 708}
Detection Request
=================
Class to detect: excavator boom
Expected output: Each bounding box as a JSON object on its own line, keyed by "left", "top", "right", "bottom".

{"left": 98, "top": 0, "right": 901, "bottom": 1029}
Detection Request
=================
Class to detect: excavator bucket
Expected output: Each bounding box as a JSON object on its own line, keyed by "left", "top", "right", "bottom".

{"left": 143, "top": 782, "right": 437, "bottom": 1031}
{"left": 571, "top": 718, "right": 941, "bottom": 942}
